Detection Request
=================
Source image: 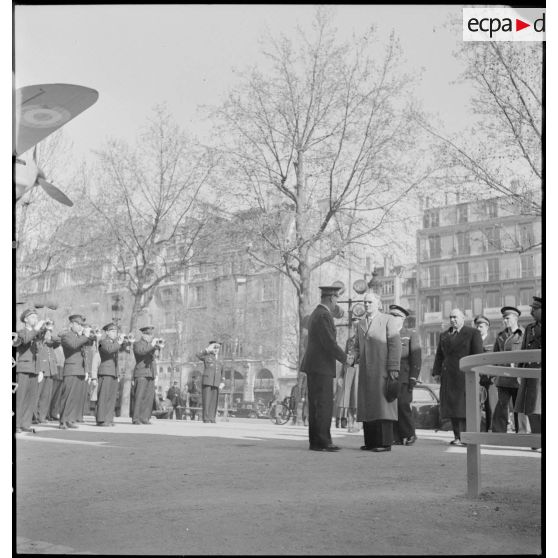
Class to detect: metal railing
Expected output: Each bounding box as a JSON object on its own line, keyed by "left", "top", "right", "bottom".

{"left": 459, "top": 349, "right": 541, "bottom": 498}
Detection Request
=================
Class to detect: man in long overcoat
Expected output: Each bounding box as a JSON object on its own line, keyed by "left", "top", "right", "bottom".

{"left": 197, "top": 341, "right": 225, "bottom": 423}
{"left": 15, "top": 308, "right": 45, "bottom": 433}
{"left": 352, "top": 293, "right": 401, "bottom": 452}
{"left": 132, "top": 326, "right": 160, "bottom": 424}
{"left": 34, "top": 324, "right": 61, "bottom": 424}
{"left": 514, "top": 296, "right": 542, "bottom": 437}
{"left": 59, "top": 314, "right": 95, "bottom": 429}
{"left": 389, "top": 305, "right": 421, "bottom": 446}
{"left": 300, "top": 285, "right": 349, "bottom": 452}
{"left": 432, "top": 308, "right": 483, "bottom": 445}
{"left": 95, "top": 323, "right": 126, "bottom": 426}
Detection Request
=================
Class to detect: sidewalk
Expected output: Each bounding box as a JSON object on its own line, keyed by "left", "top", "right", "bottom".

{"left": 15, "top": 417, "right": 542, "bottom": 555}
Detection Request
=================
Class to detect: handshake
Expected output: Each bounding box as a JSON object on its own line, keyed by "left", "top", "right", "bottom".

{"left": 346, "top": 354, "right": 356, "bottom": 367}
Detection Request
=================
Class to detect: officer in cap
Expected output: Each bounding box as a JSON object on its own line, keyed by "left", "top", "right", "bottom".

{"left": 389, "top": 305, "right": 421, "bottom": 446}
{"left": 95, "top": 323, "right": 123, "bottom": 426}
{"left": 491, "top": 306, "right": 525, "bottom": 433}
{"left": 300, "top": 286, "right": 350, "bottom": 451}
{"left": 515, "top": 296, "right": 542, "bottom": 440}
{"left": 15, "top": 308, "right": 44, "bottom": 433}
{"left": 131, "top": 326, "right": 160, "bottom": 424}
{"left": 473, "top": 315, "right": 496, "bottom": 431}
{"left": 58, "top": 314, "right": 94, "bottom": 429}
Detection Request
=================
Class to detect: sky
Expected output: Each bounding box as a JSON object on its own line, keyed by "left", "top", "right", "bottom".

{"left": 13, "top": 4, "right": 476, "bottom": 166}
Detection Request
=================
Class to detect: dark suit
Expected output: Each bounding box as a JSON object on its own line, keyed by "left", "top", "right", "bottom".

{"left": 59, "top": 331, "right": 91, "bottom": 425}
{"left": 15, "top": 327, "right": 41, "bottom": 430}
{"left": 167, "top": 385, "right": 183, "bottom": 420}
{"left": 197, "top": 350, "right": 224, "bottom": 422}
{"left": 132, "top": 339, "right": 159, "bottom": 424}
{"left": 433, "top": 325, "right": 483, "bottom": 439}
{"left": 394, "top": 327, "right": 422, "bottom": 442}
{"left": 95, "top": 338, "right": 122, "bottom": 425}
{"left": 300, "top": 304, "right": 347, "bottom": 449}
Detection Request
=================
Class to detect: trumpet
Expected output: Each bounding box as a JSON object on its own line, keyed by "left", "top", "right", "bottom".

{"left": 153, "top": 338, "right": 165, "bottom": 348}
{"left": 119, "top": 333, "right": 135, "bottom": 344}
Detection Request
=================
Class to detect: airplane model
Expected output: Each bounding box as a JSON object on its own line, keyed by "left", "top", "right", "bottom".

{"left": 14, "top": 83, "right": 99, "bottom": 206}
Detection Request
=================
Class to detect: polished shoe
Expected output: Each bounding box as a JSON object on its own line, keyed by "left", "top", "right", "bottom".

{"left": 96, "top": 422, "right": 109, "bottom": 427}
{"left": 309, "top": 446, "right": 326, "bottom": 451}
{"left": 360, "top": 445, "right": 373, "bottom": 451}
{"left": 66, "top": 422, "right": 78, "bottom": 429}
{"left": 59, "top": 424, "right": 67, "bottom": 430}
{"left": 450, "top": 439, "right": 466, "bottom": 447}
{"left": 326, "top": 445, "right": 341, "bottom": 451}
{"left": 393, "top": 440, "right": 404, "bottom": 446}
{"left": 371, "top": 446, "right": 391, "bottom": 452}
{"left": 405, "top": 435, "right": 417, "bottom": 446}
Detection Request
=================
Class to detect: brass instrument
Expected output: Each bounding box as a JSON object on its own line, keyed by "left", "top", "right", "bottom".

{"left": 154, "top": 338, "right": 165, "bottom": 348}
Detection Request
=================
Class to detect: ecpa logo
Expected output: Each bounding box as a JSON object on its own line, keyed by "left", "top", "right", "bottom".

{"left": 463, "top": 8, "right": 545, "bottom": 42}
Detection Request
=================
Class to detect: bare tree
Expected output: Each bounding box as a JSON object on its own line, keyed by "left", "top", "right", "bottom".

{"left": 417, "top": 41, "right": 542, "bottom": 220}
{"left": 211, "top": 9, "right": 429, "bottom": 368}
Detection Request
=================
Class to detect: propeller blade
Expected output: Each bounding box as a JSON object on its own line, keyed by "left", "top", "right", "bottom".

{"left": 37, "top": 178, "right": 74, "bottom": 207}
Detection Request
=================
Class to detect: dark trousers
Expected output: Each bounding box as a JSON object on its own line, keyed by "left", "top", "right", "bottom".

{"left": 170, "top": 404, "right": 183, "bottom": 420}
{"left": 132, "top": 377, "right": 154, "bottom": 423}
{"left": 60, "top": 376, "right": 85, "bottom": 424}
{"left": 96, "top": 375, "right": 118, "bottom": 424}
{"left": 306, "top": 374, "right": 334, "bottom": 449}
{"left": 395, "top": 383, "right": 415, "bottom": 441}
{"left": 35, "top": 376, "right": 54, "bottom": 422}
{"left": 15, "top": 372, "right": 39, "bottom": 429}
{"left": 492, "top": 387, "right": 519, "bottom": 433}
{"left": 451, "top": 417, "right": 466, "bottom": 440}
{"left": 49, "top": 379, "right": 63, "bottom": 419}
{"left": 363, "top": 420, "right": 394, "bottom": 449}
{"left": 202, "top": 385, "right": 219, "bottom": 422}
{"left": 528, "top": 414, "right": 541, "bottom": 434}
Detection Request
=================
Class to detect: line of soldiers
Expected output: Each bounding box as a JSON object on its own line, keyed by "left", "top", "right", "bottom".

{"left": 14, "top": 311, "right": 164, "bottom": 432}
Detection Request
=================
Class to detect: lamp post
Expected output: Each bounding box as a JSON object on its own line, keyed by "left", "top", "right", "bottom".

{"left": 111, "top": 295, "right": 124, "bottom": 329}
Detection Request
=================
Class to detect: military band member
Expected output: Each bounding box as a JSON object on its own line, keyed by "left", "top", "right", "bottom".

{"left": 59, "top": 314, "right": 94, "bottom": 429}
{"left": 389, "top": 305, "right": 421, "bottom": 446}
{"left": 132, "top": 326, "right": 160, "bottom": 425}
{"left": 34, "top": 322, "right": 61, "bottom": 424}
{"left": 15, "top": 308, "right": 45, "bottom": 433}
{"left": 491, "top": 307, "right": 525, "bottom": 433}
{"left": 197, "top": 341, "right": 225, "bottom": 423}
{"left": 95, "top": 323, "right": 126, "bottom": 426}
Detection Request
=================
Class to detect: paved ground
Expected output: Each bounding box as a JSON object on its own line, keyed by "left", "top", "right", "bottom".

{"left": 14, "top": 416, "right": 541, "bottom": 555}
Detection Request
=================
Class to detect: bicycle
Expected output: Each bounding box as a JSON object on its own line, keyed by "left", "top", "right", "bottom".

{"left": 269, "top": 396, "right": 293, "bottom": 425}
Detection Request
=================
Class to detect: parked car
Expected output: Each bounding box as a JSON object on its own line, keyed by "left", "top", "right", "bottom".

{"left": 412, "top": 383, "right": 486, "bottom": 431}
{"left": 231, "top": 402, "right": 269, "bottom": 419}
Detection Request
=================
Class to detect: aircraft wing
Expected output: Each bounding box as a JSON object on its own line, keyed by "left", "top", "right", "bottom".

{"left": 14, "top": 83, "right": 99, "bottom": 156}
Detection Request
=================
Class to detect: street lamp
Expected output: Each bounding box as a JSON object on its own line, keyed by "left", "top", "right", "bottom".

{"left": 111, "top": 295, "right": 124, "bottom": 328}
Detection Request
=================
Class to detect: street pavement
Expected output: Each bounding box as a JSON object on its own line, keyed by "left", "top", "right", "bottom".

{"left": 14, "top": 415, "right": 542, "bottom": 555}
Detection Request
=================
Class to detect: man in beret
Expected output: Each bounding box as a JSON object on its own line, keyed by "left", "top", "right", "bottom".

{"left": 300, "top": 286, "right": 349, "bottom": 451}
{"left": 15, "top": 309, "right": 45, "bottom": 433}
{"left": 196, "top": 341, "right": 225, "bottom": 423}
{"left": 351, "top": 293, "right": 401, "bottom": 452}
{"left": 433, "top": 308, "right": 483, "bottom": 446}
{"left": 131, "top": 326, "right": 161, "bottom": 425}
{"left": 515, "top": 297, "right": 542, "bottom": 439}
{"left": 474, "top": 315, "right": 496, "bottom": 432}
{"left": 59, "top": 314, "right": 96, "bottom": 429}
{"left": 390, "top": 305, "right": 421, "bottom": 446}
{"left": 491, "top": 307, "right": 525, "bottom": 433}
{"left": 95, "top": 323, "right": 125, "bottom": 426}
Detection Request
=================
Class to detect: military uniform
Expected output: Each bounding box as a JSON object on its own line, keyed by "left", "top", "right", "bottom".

{"left": 197, "top": 348, "right": 225, "bottom": 423}
{"left": 96, "top": 336, "right": 123, "bottom": 425}
{"left": 34, "top": 332, "right": 61, "bottom": 423}
{"left": 132, "top": 337, "right": 159, "bottom": 424}
{"left": 15, "top": 325, "right": 41, "bottom": 431}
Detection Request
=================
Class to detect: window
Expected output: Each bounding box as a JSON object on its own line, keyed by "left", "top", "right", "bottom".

{"left": 484, "top": 227, "right": 501, "bottom": 251}
{"left": 443, "top": 300, "right": 452, "bottom": 318}
{"left": 519, "top": 223, "right": 534, "bottom": 248}
{"left": 382, "top": 281, "right": 394, "bottom": 295}
{"left": 457, "top": 262, "right": 469, "bottom": 284}
{"left": 503, "top": 294, "right": 516, "bottom": 307}
{"left": 428, "top": 266, "right": 440, "bottom": 288}
{"left": 487, "top": 258, "right": 500, "bottom": 282}
{"left": 457, "top": 204, "right": 468, "bottom": 223}
{"left": 189, "top": 284, "right": 206, "bottom": 307}
{"left": 426, "top": 295, "right": 440, "bottom": 313}
{"left": 428, "top": 235, "right": 441, "bottom": 259}
{"left": 485, "top": 199, "right": 498, "bottom": 218}
{"left": 486, "top": 291, "right": 501, "bottom": 308}
{"left": 456, "top": 232, "right": 470, "bottom": 255}
{"left": 520, "top": 254, "right": 534, "bottom": 278}
{"left": 455, "top": 293, "right": 470, "bottom": 313}
{"left": 473, "top": 297, "right": 483, "bottom": 315}
{"left": 519, "top": 288, "right": 533, "bottom": 306}
{"left": 426, "top": 331, "right": 440, "bottom": 356}
{"left": 423, "top": 209, "right": 439, "bottom": 229}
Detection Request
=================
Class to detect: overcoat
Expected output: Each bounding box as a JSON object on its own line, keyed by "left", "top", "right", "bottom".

{"left": 492, "top": 327, "right": 524, "bottom": 388}
{"left": 514, "top": 321, "right": 542, "bottom": 415}
{"left": 196, "top": 350, "right": 225, "bottom": 387}
{"left": 353, "top": 312, "right": 402, "bottom": 422}
{"left": 300, "top": 304, "right": 347, "bottom": 377}
{"left": 98, "top": 338, "right": 121, "bottom": 377}
{"left": 133, "top": 339, "right": 159, "bottom": 378}
{"left": 36, "top": 334, "right": 61, "bottom": 376}
{"left": 15, "top": 328, "right": 40, "bottom": 373}
{"left": 399, "top": 327, "right": 422, "bottom": 384}
{"left": 433, "top": 325, "right": 483, "bottom": 419}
